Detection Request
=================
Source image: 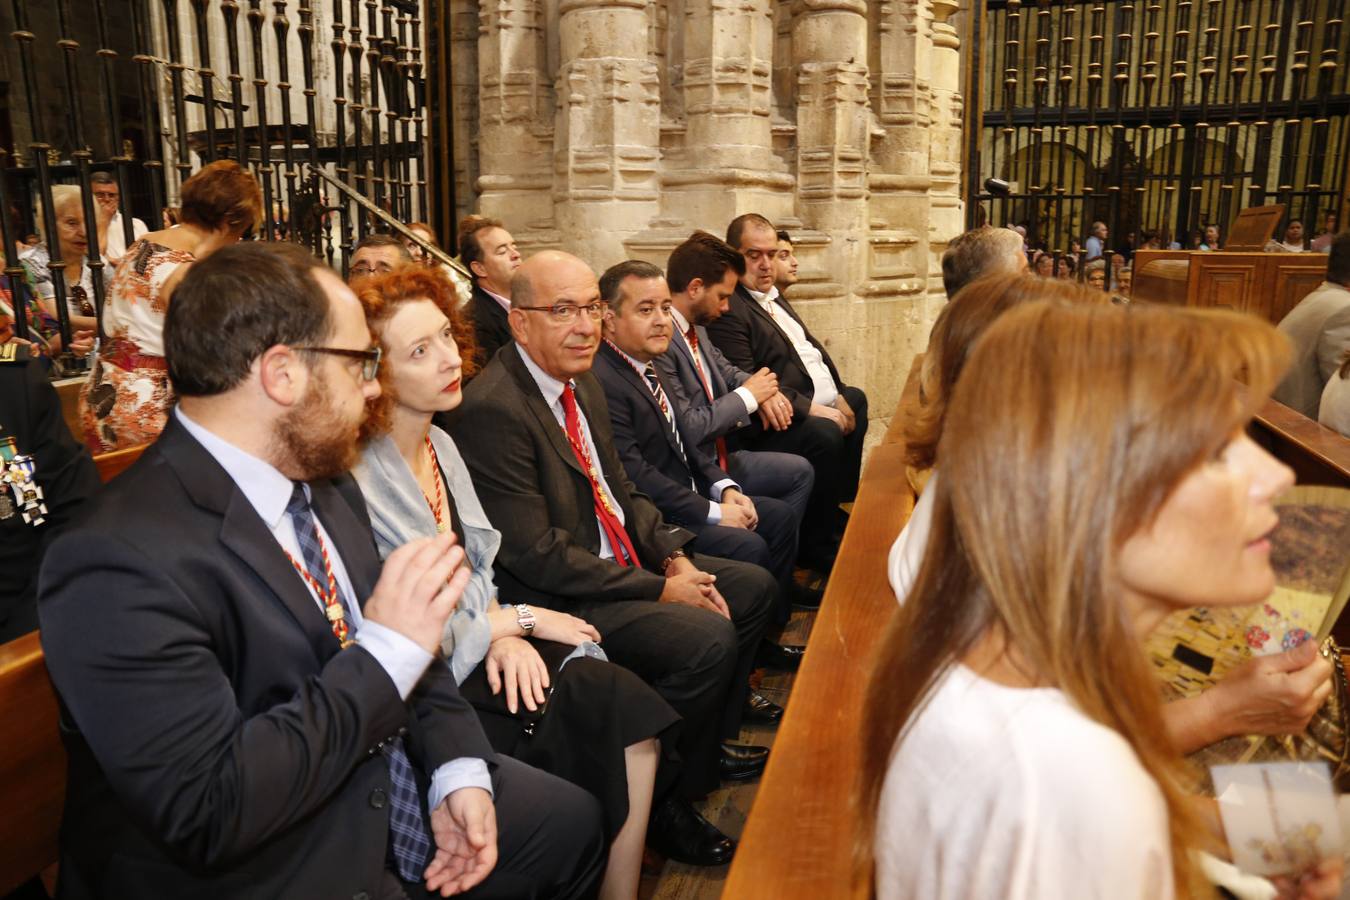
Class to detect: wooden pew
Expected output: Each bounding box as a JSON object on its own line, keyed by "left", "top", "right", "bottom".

{"left": 724, "top": 411, "right": 915, "bottom": 899}
{"left": 1250, "top": 398, "right": 1350, "bottom": 489}
{"left": 0, "top": 443, "right": 145, "bottom": 896}
{"left": 0, "top": 632, "right": 63, "bottom": 897}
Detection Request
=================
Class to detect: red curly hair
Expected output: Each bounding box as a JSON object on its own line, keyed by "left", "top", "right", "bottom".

{"left": 355, "top": 267, "right": 476, "bottom": 441}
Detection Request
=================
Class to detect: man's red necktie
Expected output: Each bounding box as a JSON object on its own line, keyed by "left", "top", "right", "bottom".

{"left": 560, "top": 384, "right": 639, "bottom": 566}
{"left": 684, "top": 327, "right": 730, "bottom": 472}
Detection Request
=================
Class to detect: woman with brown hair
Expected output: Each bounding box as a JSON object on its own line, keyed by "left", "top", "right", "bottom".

{"left": 349, "top": 267, "right": 689, "bottom": 899}
{"left": 78, "top": 160, "right": 261, "bottom": 453}
{"left": 895, "top": 273, "right": 1332, "bottom": 753}
{"left": 859, "top": 298, "right": 1343, "bottom": 898}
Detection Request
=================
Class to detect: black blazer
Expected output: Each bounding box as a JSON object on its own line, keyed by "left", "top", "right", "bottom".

{"left": 0, "top": 351, "right": 99, "bottom": 640}
{"left": 705, "top": 284, "right": 845, "bottom": 420}
{"left": 467, "top": 283, "right": 513, "bottom": 373}
{"left": 449, "top": 343, "right": 693, "bottom": 611}
{"left": 592, "top": 342, "right": 726, "bottom": 529}
{"left": 38, "top": 417, "right": 493, "bottom": 899}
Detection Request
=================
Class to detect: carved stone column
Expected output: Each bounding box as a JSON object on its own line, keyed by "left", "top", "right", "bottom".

{"left": 554, "top": 0, "right": 662, "bottom": 265}
{"left": 477, "top": 0, "right": 555, "bottom": 238}
{"left": 655, "top": 0, "right": 793, "bottom": 232}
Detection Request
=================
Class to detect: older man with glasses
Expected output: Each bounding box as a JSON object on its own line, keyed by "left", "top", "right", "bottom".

{"left": 348, "top": 233, "right": 413, "bottom": 282}
{"left": 448, "top": 250, "right": 776, "bottom": 867}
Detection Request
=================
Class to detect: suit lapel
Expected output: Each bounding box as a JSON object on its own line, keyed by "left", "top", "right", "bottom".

{"left": 308, "top": 479, "right": 379, "bottom": 604}
{"left": 154, "top": 420, "right": 339, "bottom": 664}
{"left": 693, "top": 325, "right": 727, "bottom": 398}
{"left": 501, "top": 342, "right": 586, "bottom": 477}
{"left": 672, "top": 328, "right": 715, "bottom": 402}
{"left": 218, "top": 497, "right": 338, "bottom": 664}
{"left": 599, "top": 343, "right": 684, "bottom": 460}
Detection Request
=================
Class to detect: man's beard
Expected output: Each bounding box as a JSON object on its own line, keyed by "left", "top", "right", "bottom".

{"left": 272, "top": 371, "right": 361, "bottom": 482}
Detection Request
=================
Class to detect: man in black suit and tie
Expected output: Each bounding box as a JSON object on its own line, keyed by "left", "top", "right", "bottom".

{"left": 450, "top": 250, "right": 776, "bottom": 866}
{"left": 38, "top": 242, "right": 604, "bottom": 899}
{"left": 655, "top": 232, "right": 814, "bottom": 546}
{"left": 592, "top": 260, "right": 806, "bottom": 688}
{"left": 459, "top": 216, "right": 522, "bottom": 372}
{"left": 706, "top": 214, "right": 869, "bottom": 570}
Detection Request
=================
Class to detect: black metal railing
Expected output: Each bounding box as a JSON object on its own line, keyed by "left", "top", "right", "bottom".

{"left": 966, "top": 0, "right": 1348, "bottom": 255}
{"left": 2, "top": 0, "right": 433, "bottom": 361}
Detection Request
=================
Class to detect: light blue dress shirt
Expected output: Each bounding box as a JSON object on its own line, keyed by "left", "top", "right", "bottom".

{"left": 174, "top": 407, "right": 493, "bottom": 809}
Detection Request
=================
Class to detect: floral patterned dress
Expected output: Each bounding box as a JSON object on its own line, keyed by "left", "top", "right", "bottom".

{"left": 78, "top": 240, "right": 194, "bottom": 453}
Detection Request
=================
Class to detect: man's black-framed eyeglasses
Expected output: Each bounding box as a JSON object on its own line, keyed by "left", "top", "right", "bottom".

{"left": 514, "top": 302, "right": 605, "bottom": 323}
{"left": 295, "top": 344, "right": 382, "bottom": 381}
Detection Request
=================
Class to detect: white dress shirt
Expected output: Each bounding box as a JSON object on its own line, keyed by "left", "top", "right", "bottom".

{"left": 745, "top": 285, "right": 839, "bottom": 406}
{"left": 516, "top": 344, "right": 629, "bottom": 560}
{"left": 175, "top": 407, "right": 493, "bottom": 808}
{"left": 105, "top": 213, "right": 149, "bottom": 264}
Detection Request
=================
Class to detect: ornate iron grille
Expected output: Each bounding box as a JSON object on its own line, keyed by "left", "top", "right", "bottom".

{"left": 1, "top": 0, "right": 432, "bottom": 354}
{"left": 964, "top": 0, "right": 1349, "bottom": 255}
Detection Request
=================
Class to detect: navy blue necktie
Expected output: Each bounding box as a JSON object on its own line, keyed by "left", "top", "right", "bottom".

{"left": 286, "top": 485, "right": 432, "bottom": 882}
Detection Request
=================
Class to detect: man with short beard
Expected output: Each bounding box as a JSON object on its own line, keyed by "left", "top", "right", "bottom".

{"left": 38, "top": 242, "right": 605, "bottom": 899}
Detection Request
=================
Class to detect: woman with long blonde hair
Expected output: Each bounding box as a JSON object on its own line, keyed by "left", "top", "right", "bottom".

{"left": 859, "top": 299, "right": 1306, "bottom": 898}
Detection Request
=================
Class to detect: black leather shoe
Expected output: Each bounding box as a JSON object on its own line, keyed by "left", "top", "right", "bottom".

{"left": 757, "top": 639, "right": 806, "bottom": 671}
{"left": 787, "top": 581, "right": 824, "bottom": 609}
{"left": 744, "top": 691, "right": 783, "bottom": 725}
{"left": 720, "top": 742, "right": 769, "bottom": 781}
{"left": 646, "top": 796, "right": 736, "bottom": 866}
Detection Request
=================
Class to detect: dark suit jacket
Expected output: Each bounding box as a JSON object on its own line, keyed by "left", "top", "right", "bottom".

{"left": 449, "top": 343, "right": 693, "bottom": 610}
{"left": 705, "top": 284, "right": 845, "bottom": 419}
{"left": 592, "top": 342, "right": 727, "bottom": 529}
{"left": 467, "top": 283, "right": 513, "bottom": 372}
{"left": 655, "top": 323, "right": 755, "bottom": 459}
{"left": 38, "top": 417, "right": 493, "bottom": 899}
{"left": 0, "top": 350, "right": 99, "bottom": 641}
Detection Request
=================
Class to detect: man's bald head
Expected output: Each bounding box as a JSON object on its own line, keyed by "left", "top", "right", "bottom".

{"left": 507, "top": 251, "right": 603, "bottom": 381}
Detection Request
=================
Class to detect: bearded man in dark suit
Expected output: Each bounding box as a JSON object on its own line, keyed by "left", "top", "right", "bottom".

{"left": 705, "top": 214, "right": 869, "bottom": 571}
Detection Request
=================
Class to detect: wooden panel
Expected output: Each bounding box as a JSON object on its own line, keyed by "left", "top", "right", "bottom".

{"left": 724, "top": 422, "right": 914, "bottom": 899}
{"left": 1268, "top": 265, "right": 1331, "bottom": 323}
{"left": 0, "top": 632, "right": 64, "bottom": 896}
{"left": 1189, "top": 260, "right": 1259, "bottom": 312}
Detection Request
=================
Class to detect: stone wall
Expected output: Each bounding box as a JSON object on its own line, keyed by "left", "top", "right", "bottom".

{"left": 456, "top": 0, "right": 967, "bottom": 444}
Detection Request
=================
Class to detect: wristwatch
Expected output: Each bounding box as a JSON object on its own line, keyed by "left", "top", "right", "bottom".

{"left": 661, "top": 548, "right": 688, "bottom": 574}
{"left": 515, "top": 603, "right": 536, "bottom": 636}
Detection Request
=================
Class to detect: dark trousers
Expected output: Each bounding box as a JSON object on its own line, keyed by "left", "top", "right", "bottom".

{"left": 726, "top": 449, "right": 814, "bottom": 531}
{"left": 750, "top": 385, "right": 868, "bottom": 562}
{"left": 390, "top": 754, "right": 607, "bottom": 900}
{"left": 565, "top": 554, "right": 775, "bottom": 798}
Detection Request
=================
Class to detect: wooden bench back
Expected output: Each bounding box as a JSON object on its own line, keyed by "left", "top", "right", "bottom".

{"left": 0, "top": 632, "right": 63, "bottom": 896}
{"left": 92, "top": 443, "right": 148, "bottom": 484}
{"left": 724, "top": 413, "right": 915, "bottom": 898}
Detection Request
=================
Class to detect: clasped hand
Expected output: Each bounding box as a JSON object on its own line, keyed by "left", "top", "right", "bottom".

{"left": 659, "top": 555, "right": 730, "bottom": 619}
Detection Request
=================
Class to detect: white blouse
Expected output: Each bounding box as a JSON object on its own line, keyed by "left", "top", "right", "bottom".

{"left": 875, "top": 663, "right": 1174, "bottom": 900}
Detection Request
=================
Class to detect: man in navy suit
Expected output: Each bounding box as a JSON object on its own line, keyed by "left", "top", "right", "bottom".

{"left": 706, "top": 215, "right": 869, "bottom": 571}
{"left": 39, "top": 242, "right": 604, "bottom": 899}
{"left": 592, "top": 262, "right": 809, "bottom": 672}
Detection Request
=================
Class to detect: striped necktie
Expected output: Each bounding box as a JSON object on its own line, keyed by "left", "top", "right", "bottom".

{"left": 285, "top": 485, "right": 431, "bottom": 882}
